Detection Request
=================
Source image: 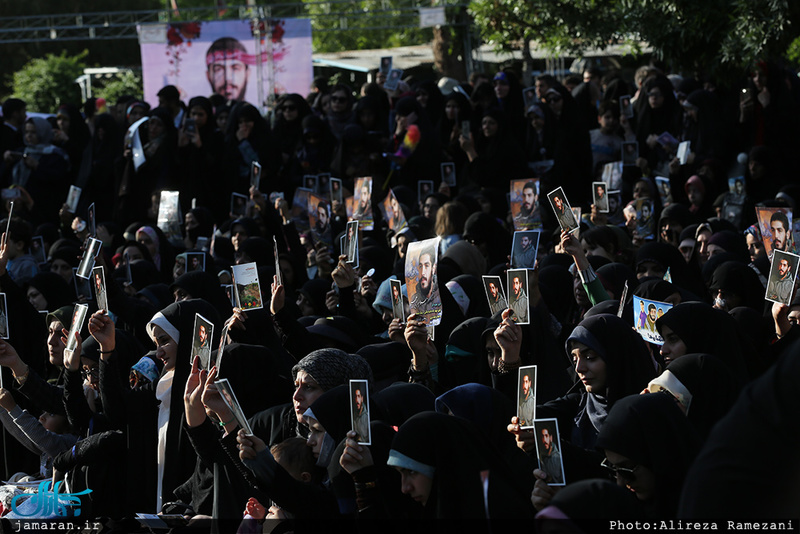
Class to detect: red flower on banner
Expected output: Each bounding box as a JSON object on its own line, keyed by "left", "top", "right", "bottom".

{"left": 271, "top": 20, "right": 285, "bottom": 43}
{"left": 167, "top": 26, "right": 183, "bottom": 46}
{"left": 165, "top": 23, "right": 202, "bottom": 78}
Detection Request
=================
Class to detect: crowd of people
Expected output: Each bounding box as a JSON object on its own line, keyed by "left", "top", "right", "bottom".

{"left": 0, "top": 55, "right": 799, "bottom": 533}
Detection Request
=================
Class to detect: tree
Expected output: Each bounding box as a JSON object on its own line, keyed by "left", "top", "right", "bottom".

{"left": 469, "top": 0, "right": 800, "bottom": 81}
{"left": 96, "top": 70, "right": 143, "bottom": 104}
{"left": 12, "top": 51, "right": 88, "bottom": 112}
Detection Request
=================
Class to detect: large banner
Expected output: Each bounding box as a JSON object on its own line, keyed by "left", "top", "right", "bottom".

{"left": 139, "top": 19, "right": 312, "bottom": 108}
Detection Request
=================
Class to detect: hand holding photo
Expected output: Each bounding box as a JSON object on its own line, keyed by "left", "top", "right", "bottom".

{"left": 440, "top": 162, "right": 456, "bottom": 187}
{"left": 215, "top": 378, "right": 253, "bottom": 435}
{"left": 756, "top": 207, "right": 793, "bottom": 257}
{"left": 592, "top": 182, "right": 609, "bottom": 213}
{"left": 482, "top": 275, "right": 508, "bottom": 317}
{"left": 620, "top": 95, "right": 634, "bottom": 119}
{"left": 633, "top": 296, "right": 672, "bottom": 345}
{"left": 510, "top": 179, "right": 542, "bottom": 231}
{"left": 76, "top": 238, "right": 102, "bottom": 279}
{"left": 232, "top": 262, "right": 263, "bottom": 311}
{"left": 405, "top": 237, "right": 442, "bottom": 326}
{"left": 677, "top": 141, "right": 691, "bottom": 165}
{"left": 65, "top": 303, "right": 89, "bottom": 354}
{"left": 533, "top": 419, "right": 565, "bottom": 485}
{"left": 191, "top": 313, "right": 215, "bottom": 369}
{"left": 0, "top": 293, "right": 8, "bottom": 340}
{"left": 250, "top": 161, "right": 262, "bottom": 190}
{"left": 92, "top": 266, "right": 108, "bottom": 312}
{"left": 511, "top": 231, "right": 540, "bottom": 269}
{"left": 517, "top": 365, "right": 537, "bottom": 429}
{"left": 273, "top": 236, "right": 283, "bottom": 287}
{"left": 345, "top": 220, "right": 360, "bottom": 265}
{"left": 507, "top": 269, "right": 530, "bottom": 325}
{"left": 766, "top": 250, "right": 800, "bottom": 306}
{"left": 390, "top": 279, "right": 405, "bottom": 322}
{"left": 352, "top": 177, "right": 374, "bottom": 231}
{"left": 65, "top": 185, "right": 82, "bottom": 213}
{"left": 384, "top": 68, "right": 404, "bottom": 91}
{"left": 230, "top": 192, "right": 248, "bottom": 218}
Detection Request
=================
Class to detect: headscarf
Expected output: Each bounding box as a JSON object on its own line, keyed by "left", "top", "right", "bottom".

{"left": 596, "top": 393, "right": 700, "bottom": 518}
{"left": 291, "top": 348, "right": 372, "bottom": 393}
{"left": 707, "top": 261, "right": 765, "bottom": 312}
{"left": 12, "top": 117, "right": 68, "bottom": 187}
{"left": 536, "top": 479, "right": 644, "bottom": 531}
{"left": 25, "top": 272, "right": 73, "bottom": 311}
{"left": 566, "top": 314, "right": 657, "bottom": 448}
{"left": 136, "top": 226, "right": 162, "bottom": 270}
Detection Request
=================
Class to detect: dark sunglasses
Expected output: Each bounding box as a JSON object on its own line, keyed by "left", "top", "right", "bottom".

{"left": 601, "top": 458, "right": 639, "bottom": 482}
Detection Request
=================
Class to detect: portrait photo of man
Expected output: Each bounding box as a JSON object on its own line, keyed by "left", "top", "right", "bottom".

{"left": 511, "top": 231, "right": 540, "bottom": 269}
{"left": 766, "top": 251, "right": 799, "bottom": 305}
{"left": 513, "top": 180, "right": 541, "bottom": 230}
{"left": 192, "top": 314, "right": 214, "bottom": 369}
{"left": 534, "top": 419, "right": 565, "bottom": 485}
{"left": 593, "top": 182, "right": 609, "bottom": 213}
{"left": 770, "top": 211, "right": 790, "bottom": 253}
{"left": 345, "top": 221, "right": 359, "bottom": 265}
{"left": 482, "top": 275, "right": 507, "bottom": 316}
{"left": 547, "top": 187, "right": 578, "bottom": 233}
{"left": 390, "top": 279, "right": 405, "bottom": 322}
{"left": 517, "top": 365, "right": 537, "bottom": 428}
{"left": 92, "top": 266, "right": 107, "bottom": 311}
{"left": 206, "top": 37, "right": 250, "bottom": 102}
{"left": 507, "top": 269, "right": 529, "bottom": 324}
{"left": 409, "top": 242, "right": 439, "bottom": 318}
{"left": 354, "top": 179, "right": 372, "bottom": 220}
{"left": 350, "top": 380, "right": 371, "bottom": 445}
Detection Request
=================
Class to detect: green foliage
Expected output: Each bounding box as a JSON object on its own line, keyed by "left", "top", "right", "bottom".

{"left": 787, "top": 36, "right": 800, "bottom": 67}
{"left": 11, "top": 50, "right": 88, "bottom": 112}
{"left": 95, "top": 71, "right": 143, "bottom": 104}
{"left": 304, "top": 0, "right": 432, "bottom": 53}
{"left": 469, "top": 0, "right": 800, "bottom": 79}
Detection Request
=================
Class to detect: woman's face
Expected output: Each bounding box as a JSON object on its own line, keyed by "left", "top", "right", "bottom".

{"left": 24, "top": 122, "right": 39, "bottom": 146}
{"left": 746, "top": 233, "right": 766, "bottom": 262}
{"left": 47, "top": 320, "right": 65, "bottom": 367}
{"left": 281, "top": 100, "right": 299, "bottom": 122}
{"left": 173, "top": 256, "right": 186, "bottom": 280}
{"left": 319, "top": 94, "right": 331, "bottom": 115}
{"left": 493, "top": 79, "right": 510, "bottom": 99}
{"left": 190, "top": 105, "right": 208, "bottom": 129}
{"left": 636, "top": 261, "right": 665, "bottom": 280}
{"left": 582, "top": 239, "right": 612, "bottom": 261}
{"left": 397, "top": 467, "right": 434, "bottom": 505}
{"left": 445, "top": 101, "right": 459, "bottom": 121}
{"left": 148, "top": 117, "right": 165, "bottom": 139}
{"left": 129, "top": 107, "right": 146, "bottom": 124}
{"left": 57, "top": 114, "right": 70, "bottom": 134}
{"left": 416, "top": 90, "right": 429, "bottom": 108}
{"left": 647, "top": 87, "right": 665, "bottom": 109}
{"left": 570, "top": 341, "right": 607, "bottom": 395}
{"left": 26, "top": 286, "right": 47, "bottom": 311}
{"left": 231, "top": 224, "right": 248, "bottom": 251}
{"left": 481, "top": 116, "right": 499, "bottom": 138}
{"left": 659, "top": 325, "right": 686, "bottom": 365}
{"left": 422, "top": 198, "right": 440, "bottom": 221}
{"left": 330, "top": 91, "right": 348, "bottom": 113}
{"left": 151, "top": 324, "right": 178, "bottom": 371}
{"left": 50, "top": 259, "right": 73, "bottom": 283}
{"left": 545, "top": 92, "right": 563, "bottom": 116}
{"left": 305, "top": 417, "right": 326, "bottom": 459}
{"left": 292, "top": 370, "right": 323, "bottom": 423}
{"left": 632, "top": 181, "right": 649, "bottom": 200}
{"left": 687, "top": 185, "right": 703, "bottom": 206}
{"left": 216, "top": 111, "right": 229, "bottom": 132}
{"left": 137, "top": 232, "right": 158, "bottom": 258}
{"left": 296, "top": 293, "right": 315, "bottom": 316}
{"left": 604, "top": 449, "right": 656, "bottom": 501}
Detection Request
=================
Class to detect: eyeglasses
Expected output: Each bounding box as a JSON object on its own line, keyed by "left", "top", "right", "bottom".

{"left": 601, "top": 458, "right": 639, "bottom": 482}
{"left": 331, "top": 96, "right": 347, "bottom": 103}
{"left": 82, "top": 367, "right": 99, "bottom": 380}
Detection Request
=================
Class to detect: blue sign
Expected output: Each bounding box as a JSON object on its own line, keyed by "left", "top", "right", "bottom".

{"left": 11, "top": 480, "right": 92, "bottom": 518}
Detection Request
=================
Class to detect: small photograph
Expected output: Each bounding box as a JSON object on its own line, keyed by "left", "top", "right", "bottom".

{"left": 352, "top": 177, "right": 374, "bottom": 231}
{"left": 92, "top": 266, "right": 108, "bottom": 312}
{"left": 65, "top": 303, "right": 89, "bottom": 354}
{"left": 215, "top": 378, "right": 253, "bottom": 435}
{"left": 390, "top": 279, "right": 405, "bottom": 322}
{"left": 592, "top": 182, "right": 609, "bottom": 213}
{"left": 192, "top": 313, "right": 215, "bottom": 369}
{"left": 273, "top": 236, "right": 283, "bottom": 287}
{"left": 440, "top": 162, "right": 456, "bottom": 187}
{"left": 621, "top": 141, "right": 639, "bottom": 166}
{"left": 384, "top": 68, "right": 404, "bottom": 91}
{"left": 304, "top": 174, "right": 318, "bottom": 192}
{"left": 517, "top": 365, "right": 537, "bottom": 429}
{"left": 607, "top": 190, "right": 624, "bottom": 226}
{"left": 482, "top": 275, "right": 507, "bottom": 316}
{"left": 317, "top": 173, "right": 331, "bottom": 195}
{"left": 291, "top": 187, "right": 313, "bottom": 234}
{"left": 379, "top": 56, "right": 392, "bottom": 75}
{"left": 269, "top": 191, "right": 285, "bottom": 205}
{"left": 633, "top": 296, "right": 673, "bottom": 345}
{"left": 655, "top": 176, "right": 673, "bottom": 208}
{"left": 0, "top": 293, "right": 8, "bottom": 340}
{"left": 506, "top": 269, "right": 529, "bottom": 325}
{"left": 728, "top": 176, "right": 746, "bottom": 199}
{"left": 417, "top": 180, "right": 434, "bottom": 204}
{"left": 619, "top": 95, "right": 634, "bottom": 119}
{"left": 656, "top": 131, "right": 678, "bottom": 152}
{"left": 571, "top": 208, "right": 582, "bottom": 238}
{"left": 157, "top": 191, "right": 182, "bottom": 247}
{"left": 380, "top": 189, "right": 407, "bottom": 232}
{"left": 345, "top": 220, "right": 360, "bottom": 265}
{"left": 230, "top": 192, "right": 248, "bottom": 218}
{"left": 349, "top": 379, "right": 371, "bottom": 445}
{"left": 405, "top": 237, "right": 442, "bottom": 326}
{"left": 185, "top": 252, "right": 205, "bottom": 272}
{"left": 76, "top": 238, "right": 102, "bottom": 280}
{"left": 330, "top": 177, "right": 343, "bottom": 203}
{"left": 30, "top": 236, "right": 46, "bottom": 265}
{"left": 65, "top": 185, "right": 81, "bottom": 213}
{"left": 601, "top": 161, "right": 623, "bottom": 191}
{"left": 547, "top": 187, "right": 579, "bottom": 234}
{"left": 756, "top": 207, "right": 793, "bottom": 257}
{"left": 460, "top": 120, "right": 471, "bottom": 140}
{"left": 765, "top": 250, "right": 800, "bottom": 306}
{"left": 73, "top": 268, "right": 90, "bottom": 301}
{"left": 633, "top": 199, "right": 655, "bottom": 241}
{"left": 196, "top": 236, "right": 209, "bottom": 251}
{"left": 510, "top": 179, "right": 542, "bottom": 231}
{"left": 522, "top": 86, "right": 538, "bottom": 110}
{"left": 511, "top": 230, "right": 541, "bottom": 269}
{"left": 87, "top": 203, "right": 96, "bottom": 237}
{"left": 231, "top": 262, "right": 263, "bottom": 311}
{"left": 250, "top": 161, "right": 262, "bottom": 190}
{"left": 309, "top": 193, "right": 333, "bottom": 250}
{"left": 533, "top": 419, "right": 565, "bottom": 486}
{"left": 677, "top": 141, "right": 691, "bottom": 165}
